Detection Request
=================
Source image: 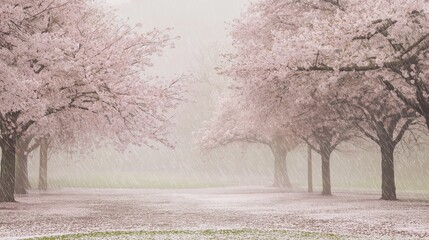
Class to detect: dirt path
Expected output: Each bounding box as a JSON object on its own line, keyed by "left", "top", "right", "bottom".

{"left": 0, "top": 187, "right": 428, "bottom": 239}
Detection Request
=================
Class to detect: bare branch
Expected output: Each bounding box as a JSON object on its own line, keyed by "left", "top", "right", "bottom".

{"left": 355, "top": 123, "right": 380, "bottom": 145}
{"left": 393, "top": 119, "right": 413, "bottom": 146}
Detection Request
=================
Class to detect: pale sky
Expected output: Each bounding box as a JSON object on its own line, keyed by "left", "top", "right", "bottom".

{"left": 105, "top": 0, "right": 250, "bottom": 77}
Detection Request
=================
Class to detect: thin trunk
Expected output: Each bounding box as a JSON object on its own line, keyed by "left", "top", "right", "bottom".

{"left": 380, "top": 143, "right": 396, "bottom": 200}
{"left": 307, "top": 145, "right": 313, "bottom": 193}
{"left": 38, "top": 138, "right": 48, "bottom": 191}
{"left": 273, "top": 155, "right": 281, "bottom": 187}
{"left": 0, "top": 135, "right": 17, "bottom": 202}
{"left": 425, "top": 114, "right": 429, "bottom": 129}
{"left": 416, "top": 87, "right": 429, "bottom": 130}
{"left": 272, "top": 145, "right": 291, "bottom": 189}
{"left": 15, "top": 148, "right": 30, "bottom": 194}
{"left": 320, "top": 145, "right": 332, "bottom": 196}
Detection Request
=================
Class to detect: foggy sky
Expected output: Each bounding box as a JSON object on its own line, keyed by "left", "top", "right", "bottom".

{"left": 105, "top": 0, "right": 249, "bottom": 78}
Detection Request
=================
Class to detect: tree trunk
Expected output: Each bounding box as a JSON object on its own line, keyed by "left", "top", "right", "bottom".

{"left": 320, "top": 146, "right": 332, "bottom": 196}
{"left": 415, "top": 87, "right": 429, "bottom": 130}
{"left": 380, "top": 143, "right": 396, "bottom": 200}
{"left": 15, "top": 148, "right": 30, "bottom": 194}
{"left": 425, "top": 115, "right": 429, "bottom": 130}
{"left": 0, "top": 135, "right": 17, "bottom": 202}
{"left": 38, "top": 138, "right": 49, "bottom": 191}
{"left": 272, "top": 144, "right": 291, "bottom": 189}
{"left": 307, "top": 145, "right": 313, "bottom": 193}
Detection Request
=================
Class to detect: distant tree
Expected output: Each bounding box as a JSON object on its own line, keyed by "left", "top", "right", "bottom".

{"left": 295, "top": 99, "right": 355, "bottom": 196}
{"left": 197, "top": 91, "right": 298, "bottom": 189}
{"left": 38, "top": 137, "right": 49, "bottom": 191}
{"left": 14, "top": 135, "right": 38, "bottom": 194}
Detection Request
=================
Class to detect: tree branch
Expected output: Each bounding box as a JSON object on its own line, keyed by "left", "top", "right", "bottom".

{"left": 381, "top": 79, "right": 422, "bottom": 114}
{"left": 301, "top": 137, "right": 321, "bottom": 154}
{"left": 353, "top": 19, "right": 397, "bottom": 41}
{"left": 393, "top": 119, "right": 413, "bottom": 146}
{"left": 355, "top": 123, "right": 380, "bottom": 145}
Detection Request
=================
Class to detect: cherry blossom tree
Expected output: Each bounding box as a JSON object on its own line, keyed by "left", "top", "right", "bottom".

{"left": 197, "top": 90, "right": 298, "bottom": 188}
{"left": 0, "top": 0, "right": 180, "bottom": 202}
{"left": 316, "top": 73, "right": 419, "bottom": 200}
{"left": 276, "top": 0, "right": 429, "bottom": 130}
{"left": 246, "top": 0, "right": 426, "bottom": 199}
{"left": 226, "top": 0, "right": 425, "bottom": 199}
{"left": 295, "top": 92, "right": 355, "bottom": 196}
{"left": 33, "top": 108, "right": 114, "bottom": 192}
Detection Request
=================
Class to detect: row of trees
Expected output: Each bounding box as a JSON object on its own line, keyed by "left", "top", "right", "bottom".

{"left": 0, "top": 0, "right": 180, "bottom": 202}
{"left": 198, "top": 0, "right": 429, "bottom": 200}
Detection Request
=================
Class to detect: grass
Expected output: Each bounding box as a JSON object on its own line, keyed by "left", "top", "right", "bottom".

{"left": 28, "top": 175, "right": 241, "bottom": 190}
{"left": 27, "top": 170, "right": 428, "bottom": 192}
{"left": 23, "top": 229, "right": 346, "bottom": 240}
{"left": 331, "top": 179, "right": 429, "bottom": 193}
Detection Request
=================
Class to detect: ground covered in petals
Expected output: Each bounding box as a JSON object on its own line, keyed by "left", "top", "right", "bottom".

{"left": 0, "top": 187, "right": 428, "bottom": 239}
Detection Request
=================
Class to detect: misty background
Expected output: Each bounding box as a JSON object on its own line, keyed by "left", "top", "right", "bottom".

{"left": 25, "top": 0, "right": 429, "bottom": 192}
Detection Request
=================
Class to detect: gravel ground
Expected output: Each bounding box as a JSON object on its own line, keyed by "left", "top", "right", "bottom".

{"left": 0, "top": 187, "right": 428, "bottom": 239}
